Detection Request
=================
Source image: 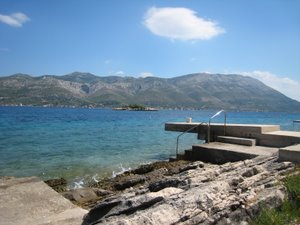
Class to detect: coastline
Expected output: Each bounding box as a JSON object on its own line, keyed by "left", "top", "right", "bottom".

{"left": 2, "top": 152, "right": 298, "bottom": 225}
{"left": 1, "top": 106, "right": 300, "bottom": 224}
{"left": 46, "top": 159, "right": 192, "bottom": 208}
{"left": 45, "top": 154, "right": 296, "bottom": 224}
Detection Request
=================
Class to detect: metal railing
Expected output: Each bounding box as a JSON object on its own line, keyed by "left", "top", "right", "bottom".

{"left": 207, "top": 110, "right": 227, "bottom": 143}
{"left": 293, "top": 120, "right": 300, "bottom": 131}
{"left": 175, "top": 110, "right": 227, "bottom": 156}
{"left": 176, "top": 122, "right": 207, "bottom": 156}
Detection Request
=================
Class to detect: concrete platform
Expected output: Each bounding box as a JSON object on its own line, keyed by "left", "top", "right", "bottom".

{"left": 279, "top": 144, "right": 300, "bottom": 164}
{"left": 165, "top": 122, "right": 300, "bottom": 148}
{"left": 165, "top": 122, "right": 281, "bottom": 135}
{"left": 0, "top": 176, "right": 87, "bottom": 225}
{"left": 196, "top": 142, "right": 278, "bottom": 156}
{"left": 265, "top": 130, "right": 300, "bottom": 138}
{"left": 259, "top": 130, "right": 300, "bottom": 147}
{"left": 188, "top": 142, "right": 278, "bottom": 164}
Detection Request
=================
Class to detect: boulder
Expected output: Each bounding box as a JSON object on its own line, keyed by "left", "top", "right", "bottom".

{"left": 63, "top": 188, "right": 98, "bottom": 203}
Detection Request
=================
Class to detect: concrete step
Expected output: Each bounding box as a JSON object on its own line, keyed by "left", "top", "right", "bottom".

{"left": 191, "top": 142, "right": 278, "bottom": 164}
{"left": 176, "top": 153, "right": 186, "bottom": 160}
{"left": 184, "top": 149, "right": 194, "bottom": 161}
{"left": 217, "top": 136, "right": 256, "bottom": 146}
{"left": 279, "top": 144, "right": 300, "bottom": 164}
{"left": 169, "top": 156, "right": 177, "bottom": 162}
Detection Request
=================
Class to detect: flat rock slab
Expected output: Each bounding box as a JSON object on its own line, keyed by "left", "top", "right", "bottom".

{"left": 0, "top": 176, "right": 87, "bottom": 225}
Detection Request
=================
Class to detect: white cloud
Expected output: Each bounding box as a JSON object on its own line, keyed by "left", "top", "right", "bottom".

{"left": 104, "top": 60, "right": 111, "bottom": 64}
{"left": 241, "top": 70, "right": 300, "bottom": 101}
{"left": 139, "top": 72, "right": 154, "bottom": 78}
{"left": 144, "top": 7, "right": 225, "bottom": 41}
{"left": 0, "top": 12, "right": 30, "bottom": 27}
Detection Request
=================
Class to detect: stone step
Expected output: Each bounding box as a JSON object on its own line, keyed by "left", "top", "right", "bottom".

{"left": 217, "top": 136, "right": 256, "bottom": 146}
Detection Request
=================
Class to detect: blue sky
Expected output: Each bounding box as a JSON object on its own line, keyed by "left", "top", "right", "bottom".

{"left": 0, "top": 0, "right": 300, "bottom": 100}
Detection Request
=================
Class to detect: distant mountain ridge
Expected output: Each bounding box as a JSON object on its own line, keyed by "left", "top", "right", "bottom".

{"left": 1, "top": 72, "right": 300, "bottom": 112}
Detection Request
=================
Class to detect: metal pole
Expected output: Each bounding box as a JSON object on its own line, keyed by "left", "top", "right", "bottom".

{"left": 208, "top": 119, "right": 211, "bottom": 143}
{"left": 224, "top": 111, "right": 227, "bottom": 135}
{"left": 176, "top": 136, "right": 179, "bottom": 156}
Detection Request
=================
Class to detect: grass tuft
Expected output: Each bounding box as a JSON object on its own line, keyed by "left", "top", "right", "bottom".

{"left": 251, "top": 169, "right": 300, "bottom": 225}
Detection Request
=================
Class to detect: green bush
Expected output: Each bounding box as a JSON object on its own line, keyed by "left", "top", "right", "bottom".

{"left": 251, "top": 207, "right": 286, "bottom": 225}
{"left": 284, "top": 172, "right": 300, "bottom": 205}
{"left": 251, "top": 171, "right": 300, "bottom": 225}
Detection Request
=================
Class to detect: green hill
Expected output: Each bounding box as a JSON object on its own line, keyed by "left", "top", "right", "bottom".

{"left": 1, "top": 72, "right": 300, "bottom": 112}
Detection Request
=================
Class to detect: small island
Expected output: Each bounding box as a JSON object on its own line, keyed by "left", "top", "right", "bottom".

{"left": 112, "top": 104, "right": 158, "bottom": 111}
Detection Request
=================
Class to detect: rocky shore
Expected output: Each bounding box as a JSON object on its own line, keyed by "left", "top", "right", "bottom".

{"left": 47, "top": 155, "right": 295, "bottom": 225}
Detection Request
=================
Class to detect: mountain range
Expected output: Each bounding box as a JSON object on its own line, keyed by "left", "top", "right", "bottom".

{"left": 1, "top": 72, "right": 300, "bottom": 112}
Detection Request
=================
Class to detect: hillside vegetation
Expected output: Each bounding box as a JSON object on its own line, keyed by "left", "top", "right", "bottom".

{"left": 1, "top": 72, "right": 300, "bottom": 112}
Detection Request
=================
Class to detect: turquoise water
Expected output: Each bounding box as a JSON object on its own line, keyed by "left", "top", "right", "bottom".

{"left": 0, "top": 106, "right": 299, "bottom": 188}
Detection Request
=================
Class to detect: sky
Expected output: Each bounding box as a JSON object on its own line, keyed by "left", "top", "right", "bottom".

{"left": 0, "top": 0, "right": 300, "bottom": 101}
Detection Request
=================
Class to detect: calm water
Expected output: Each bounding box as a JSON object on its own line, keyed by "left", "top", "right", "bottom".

{"left": 0, "top": 106, "right": 299, "bottom": 188}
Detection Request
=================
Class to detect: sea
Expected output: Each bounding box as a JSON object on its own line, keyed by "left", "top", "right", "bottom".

{"left": 0, "top": 106, "right": 299, "bottom": 188}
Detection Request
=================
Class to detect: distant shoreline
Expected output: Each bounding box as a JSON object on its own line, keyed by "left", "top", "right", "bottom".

{"left": 112, "top": 107, "right": 158, "bottom": 111}
{"left": 0, "top": 104, "right": 290, "bottom": 113}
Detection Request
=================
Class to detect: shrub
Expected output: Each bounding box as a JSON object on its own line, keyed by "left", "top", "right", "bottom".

{"left": 251, "top": 170, "right": 300, "bottom": 225}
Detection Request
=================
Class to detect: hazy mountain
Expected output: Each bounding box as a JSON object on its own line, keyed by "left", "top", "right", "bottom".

{"left": 1, "top": 72, "right": 299, "bottom": 112}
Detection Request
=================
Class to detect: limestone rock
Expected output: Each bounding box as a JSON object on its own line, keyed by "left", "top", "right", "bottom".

{"left": 132, "top": 164, "right": 154, "bottom": 174}
{"left": 63, "top": 188, "right": 98, "bottom": 203}
{"left": 82, "top": 155, "right": 295, "bottom": 225}
{"left": 148, "top": 178, "right": 186, "bottom": 192}
{"left": 114, "top": 175, "right": 146, "bottom": 190}
{"left": 93, "top": 188, "right": 114, "bottom": 197}
{"left": 179, "top": 161, "right": 204, "bottom": 173}
{"left": 44, "top": 178, "right": 67, "bottom": 192}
